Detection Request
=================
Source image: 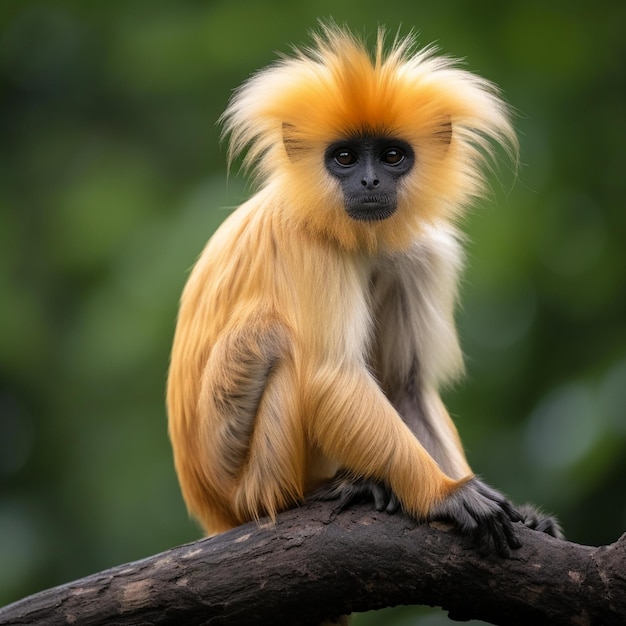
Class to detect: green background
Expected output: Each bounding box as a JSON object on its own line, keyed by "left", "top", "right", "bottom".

{"left": 1, "top": 1, "right": 625, "bottom": 624}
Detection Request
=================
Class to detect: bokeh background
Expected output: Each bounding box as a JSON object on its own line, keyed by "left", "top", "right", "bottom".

{"left": 1, "top": 1, "right": 625, "bottom": 624}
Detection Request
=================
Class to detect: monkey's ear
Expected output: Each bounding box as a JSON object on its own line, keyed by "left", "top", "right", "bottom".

{"left": 282, "top": 123, "right": 303, "bottom": 161}
{"left": 434, "top": 117, "right": 453, "bottom": 152}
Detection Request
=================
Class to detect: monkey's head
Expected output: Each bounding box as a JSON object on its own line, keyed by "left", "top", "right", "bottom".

{"left": 222, "top": 24, "right": 516, "bottom": 252}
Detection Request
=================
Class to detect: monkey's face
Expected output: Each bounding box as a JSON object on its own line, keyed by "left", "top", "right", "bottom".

{"left": 324, "top": 136, "right": 415, "bottom": 222}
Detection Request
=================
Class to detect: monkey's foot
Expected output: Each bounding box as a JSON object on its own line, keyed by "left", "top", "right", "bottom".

{"left": 309, "top": 474, "right": 400, "bottom": 515}
{"left": 517, "top": 503, "right": 564, "bottom": 539}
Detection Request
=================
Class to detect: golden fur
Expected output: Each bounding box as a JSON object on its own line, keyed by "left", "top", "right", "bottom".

{"left": 167, "top": 25, "right": 516, "bottom": 536}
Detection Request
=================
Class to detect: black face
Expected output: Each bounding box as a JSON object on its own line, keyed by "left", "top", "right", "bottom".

{"left": 324, "top": 136, "right": 415, "bottom": 221}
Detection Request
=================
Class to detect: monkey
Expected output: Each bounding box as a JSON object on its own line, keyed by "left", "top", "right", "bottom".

{"left": 167, "top": 24, "right": 562, "bottom": 563}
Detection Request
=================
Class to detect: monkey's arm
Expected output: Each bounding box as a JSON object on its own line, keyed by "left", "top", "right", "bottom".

{"left": 397, "top": 387, "right": 564, "bottom": 540}
{"left": 308, "top": 365, "right": 522, "bottom": 556}
{"left": 367, "top": 233, "right": 562, "bottom": 542}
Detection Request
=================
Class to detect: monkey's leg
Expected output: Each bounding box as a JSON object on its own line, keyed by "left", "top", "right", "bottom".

{"left": 308, "top": 366, "right": 521, "bottom": 556}
{"left": 197, "top": 317, "right": 308, "bottom": 526}
{"left": 229, "top": 359, "right": 310, "bottom": 524}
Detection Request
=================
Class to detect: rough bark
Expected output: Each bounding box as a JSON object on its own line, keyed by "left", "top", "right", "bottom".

{"left": 0, "top": 500, "right": 624, "bottom": 626}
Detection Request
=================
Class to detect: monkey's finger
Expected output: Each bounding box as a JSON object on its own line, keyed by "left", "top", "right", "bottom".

{"left": 486, "top": 516, "right": 514, "bottom": 558}
{"left": 371, "top": 483, "right": 389, "bottom": 512}
{"left": 502, "top": 517, "right": 522, "bottom": 550}
{"left": 385, "top": 492, "right": 400, "bottom": 514}
{"left": 335, "top": 481, "right": 375, "bottom": 510}
{"left": 499, "top": 500, "right": 522, "bottom": 523}
{"left": 455, "top": 501, "right": 480, "bottom": 534}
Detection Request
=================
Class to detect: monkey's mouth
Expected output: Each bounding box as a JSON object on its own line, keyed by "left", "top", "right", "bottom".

{"left": 345, "top": 196, "right": 397, "bottom": 222}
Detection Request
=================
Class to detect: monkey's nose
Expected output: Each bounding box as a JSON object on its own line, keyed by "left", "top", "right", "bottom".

{"left": 361, "top": 177, "right": 380, "bottom": 188}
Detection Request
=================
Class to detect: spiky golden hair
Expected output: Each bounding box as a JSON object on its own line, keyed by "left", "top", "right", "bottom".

{"left": 221, "top": 24, "right": 517, "bottom": 251}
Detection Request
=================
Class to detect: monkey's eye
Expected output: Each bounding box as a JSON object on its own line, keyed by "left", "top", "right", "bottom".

{"left": 334, "top": 149, "right": 358, "bottom": 167}
{"left": 381, "top": 148, "right": 405, "bottom": 165}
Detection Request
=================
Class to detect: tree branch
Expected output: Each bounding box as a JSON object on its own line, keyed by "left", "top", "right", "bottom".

{"left": 1, "top": 500, "right": 624, "bottom": 626}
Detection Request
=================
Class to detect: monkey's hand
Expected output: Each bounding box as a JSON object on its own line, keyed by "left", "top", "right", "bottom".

{"left": 309, "top": 473, "right": 400, "bottom": 515}
{"left": 517, "top": 503, "right": 564, "bottom": 539}
{"left": 430, "top": 477, "right": 522, "bottom": 557}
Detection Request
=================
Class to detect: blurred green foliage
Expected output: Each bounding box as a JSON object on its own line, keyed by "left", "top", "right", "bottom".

{"left": 1, "top": 1, "right": 625, "bottom": 623}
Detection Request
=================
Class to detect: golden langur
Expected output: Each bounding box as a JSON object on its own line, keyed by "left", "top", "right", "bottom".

{"left": 167, "top": 25, "right": 562, "bottom": 556}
